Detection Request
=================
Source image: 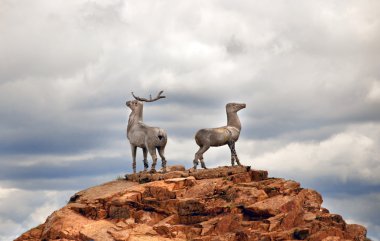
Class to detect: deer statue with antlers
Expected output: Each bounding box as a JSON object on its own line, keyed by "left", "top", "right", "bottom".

{"left": 126, "top": 90, "right": 167, "bottom": 174}
{"left": 193, "top": 103, "right": 246, "bottom": 170}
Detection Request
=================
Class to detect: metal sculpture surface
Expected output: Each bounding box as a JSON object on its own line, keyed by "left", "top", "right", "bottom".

{"left": 193, "top": 103, "right": 246, "bottom": 169}
{"left": 126, "top": 91, "right": 167, "bottom": 173}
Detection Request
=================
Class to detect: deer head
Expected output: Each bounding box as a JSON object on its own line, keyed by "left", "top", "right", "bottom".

{"left": 226, "top": 103, "right": 246, "bottom": 113}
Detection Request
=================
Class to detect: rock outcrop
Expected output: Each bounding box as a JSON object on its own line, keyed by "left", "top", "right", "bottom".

{"left": 16, "top": 166, "right": 367, "bottom": 241}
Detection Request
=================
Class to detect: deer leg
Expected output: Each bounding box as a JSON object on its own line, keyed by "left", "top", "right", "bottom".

{"left": 157, "top": 147, "right": 167, "bottom": 173}
{"left": 148, "top": 146, "right": 158, "bottom": 173}
{"left": 193, "top": 157, "right": 199, "bottom": 169}
{"left": 194, "top": 145, "right": 210, "bottom": 169}
{"left": 235, "top": 155, "right": 242, "bottom": 166}
{"left": 193, "top": 146, "right": 201, "bottom": 169}
{"left": 234, "top": 144, "right": 242, "bottom": 166}
{"left": 142, "top": 147, "right": 149, "bottom": 172}
{"left": 131, "top": 144, "right": 137, "bottom": 174}
{"left": 228, "top": 142, "right": 235, "bottom": 166}
{"left": 200, "top": 158, "right": 207, "bottom": 169}
{"left": 228, "top": 141, "right": 241, "bottom": 166}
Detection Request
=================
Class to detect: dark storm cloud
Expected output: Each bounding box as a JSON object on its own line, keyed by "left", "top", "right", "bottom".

{"left": 0, "top": 156, "right": 126, "bottom": 180}
{"left": 271, "top": 171, "right": 380, "bottom": 196}
{"left": 0, "top": 100, "right": 126, "bottom": 155}
{"left": 1, "top": 175, "right": 112, "bottom": 192}
{"left": 0, "top": 128, "right": 115, "bottom": 155}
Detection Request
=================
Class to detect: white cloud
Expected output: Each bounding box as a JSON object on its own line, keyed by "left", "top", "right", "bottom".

{"left": 252, "top": 123, "right": 380, "bottom": 184}
{"left": 0, "top": 186, "right": 73, "bottom": 240}
{"left": 367, "top": 80, "right": 380, "bottom": 103}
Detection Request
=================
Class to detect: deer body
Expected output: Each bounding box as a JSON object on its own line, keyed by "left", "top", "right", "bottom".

{"left": 127, "top": 117, "right": 167, "bottom": 149}
{"left": 126, "top": 91, "right": 167, "bottom": 173}
{"left": 193, "top": 103, "right": 246, "bottom": 169}
{"left": 195, "top": 126, "right": 240, "bottom": 147}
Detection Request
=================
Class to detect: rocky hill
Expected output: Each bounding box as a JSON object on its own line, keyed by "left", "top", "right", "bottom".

{"left": 15, "top": 166, "right": 367, "bottom": 241}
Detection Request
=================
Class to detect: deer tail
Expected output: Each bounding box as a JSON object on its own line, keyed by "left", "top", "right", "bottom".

{"left": 157, "top": 129, "right": 166, "bottom": 141}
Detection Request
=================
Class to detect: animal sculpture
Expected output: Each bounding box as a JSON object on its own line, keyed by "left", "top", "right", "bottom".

{"left": 193, "top": 103, "right": 246, "bottom": 169}
{"left": 126, "top": 91, "right": 167, "bottom": 173}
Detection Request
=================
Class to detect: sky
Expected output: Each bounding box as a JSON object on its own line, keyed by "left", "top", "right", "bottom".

{"left": 0, "top": 0, "right": 379, "bottom": 240}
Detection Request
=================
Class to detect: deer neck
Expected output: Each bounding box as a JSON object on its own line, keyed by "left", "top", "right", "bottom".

{"left": 127, "top": 107, "right": 143, "bottom": 133}
{"left": 227, "top": 111, "right": 241, "bottom": 131}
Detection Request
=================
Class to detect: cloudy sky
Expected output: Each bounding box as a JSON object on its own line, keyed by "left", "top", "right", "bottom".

{"left": 1, "top": 0, "right": 379, "bottom": 240}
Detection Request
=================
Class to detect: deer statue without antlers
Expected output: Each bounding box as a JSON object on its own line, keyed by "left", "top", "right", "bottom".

{"left": 193, "top": 103, "right": 246, "bottom": 170}
{"left": 126, "top": 90, "right": 167, "bottom": 174}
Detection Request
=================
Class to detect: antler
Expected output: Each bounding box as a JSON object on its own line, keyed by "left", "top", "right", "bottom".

{"left": 131, "top": 90, "right": 166, "bottom": 102}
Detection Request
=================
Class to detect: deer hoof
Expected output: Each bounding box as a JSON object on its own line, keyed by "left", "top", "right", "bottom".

{"left": 150, "top": 169, "right": 157, "bottom": 174}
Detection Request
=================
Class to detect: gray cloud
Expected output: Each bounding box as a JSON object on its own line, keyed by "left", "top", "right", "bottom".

{"left": 0, "top": 156, "right": 126, "bottom": 181}
{"left": 324, "top": 193, "right": 380, "bottom": 241}
{"left": 1, "top": 0, "right": 380, "bottom": 239}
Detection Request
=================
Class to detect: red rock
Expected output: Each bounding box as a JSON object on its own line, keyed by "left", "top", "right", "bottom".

{"left": 267, "top": 214, "right": 284, "bottom": 231}
{"left": 15, "top": 166, "right": 368, "bottom": 241}
{"left": 249, "top": 169, "right": 269, "bottom": 182}
{"left": 79, "top": 220, "right": 116, "bottom": 241}
{"left": 14, "top": 224, "right": 44, "bottom": 241}
{"left": 164, "top": 176, "right": 196, "bottom": 190}
{"left": 134, "top": 210, "right": 165, "bottom": 225}
{"left": 214, "top": 214, "right": 243, "bottom": 234}
{"left": 108, "top": 228, "right": 131, "bottom": 241}
{"left": 183, "top": 178, "right": 223, "bottom": 199}
{"left": 143, "top": 182, "right": 176, "bottom": 201}
{"left": 116, "top": 191, "right": 143, "bottom": 203}
{"left": 200, "top": 218, "right": 219, "bottom": 235}
{"left": 162, "top": 171, "right": 189, "bottom": 179}
{"left": 308, "top": 227, "right": 346, "bottom": 241}
{"left": 321, "top": 237, "right": 346, "bottom": 241}
{"left": 303, "top": 212, "right": 317, "bottom": 221}
{"left": 108, "top": 205, "right": 131, "bottom": 219}
{"left": 165, "top": 165, "right": 186, "bottom": 172}
{"left": 227, "top": 172, "right": 252, "bottom": 183}
{"left": 226, "top": 185, "right": 268, "bottom": 206}
{"left": 41, "top": 208, "right": 93, "bottom": 240}
{"left": 245, "top": 195, "right": 294, "bottom": 218}
{"left": 178, "top": 198, "right": 205, "bottom": 214}
{"left": 279, "top": 198, "right": 305, "bottom": 229}
{"left": 345, "top": 224, "right": 367, "bottom": 240}
{"left": 298, "top": 188, "right": 323, "bottom": 211}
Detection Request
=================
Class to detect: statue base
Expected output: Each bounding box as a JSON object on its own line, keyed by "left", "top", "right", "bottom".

{"left": 125, "top": 165, "right": 268, "bottom": 184}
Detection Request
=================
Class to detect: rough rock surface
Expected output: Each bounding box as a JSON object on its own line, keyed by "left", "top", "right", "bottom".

{"left": 15, "top": 166, "right": 367, "bottom": 241}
